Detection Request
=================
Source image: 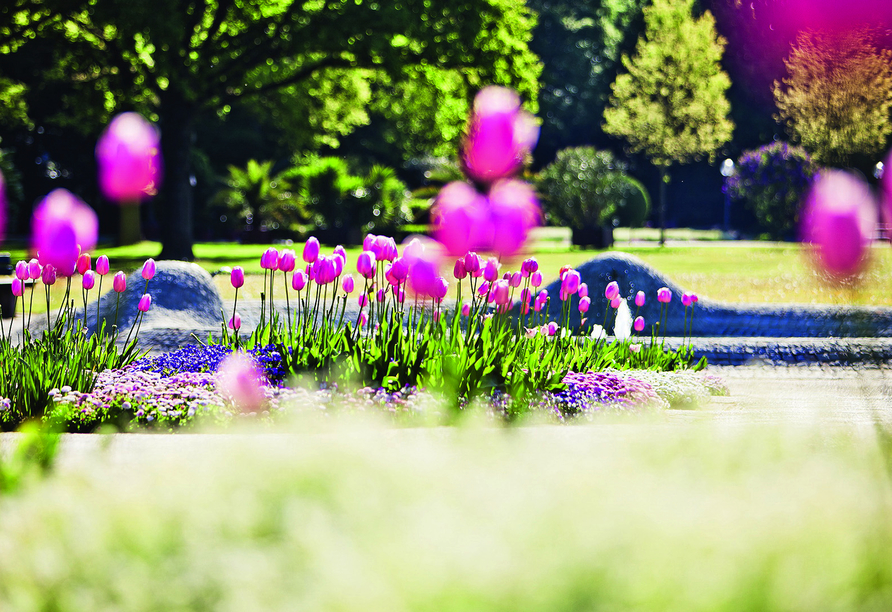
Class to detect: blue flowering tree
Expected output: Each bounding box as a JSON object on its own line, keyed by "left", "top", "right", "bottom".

{"left": 726, "top": 142, "right": 819, "bottom": 240}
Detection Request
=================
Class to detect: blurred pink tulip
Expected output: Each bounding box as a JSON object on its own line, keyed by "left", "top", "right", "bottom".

{"left": 357, "top": 251, "right": 376, "bottom": 279}
{"left": 41, "top": 264, "right": 57, "bottom": 286}
{"left": 635, "top": 291, "right": 646, "bottom": 307}
{"left": 358, "top": 311, "right": 368, "bottom": 327}
{"left": 231, "top": 266, "right": 245, "bottom": 289}
{"left": 461, "top": 302, "right": 471, "bottom": 316}
{"left": 432, "top": 182, "right": 489, "bottom": 256}
{"left": 96, "top": 255, "right": 110, "bottom": 276}
{"left": 15, "top": 260, "right": 27, "bottom": 280}
{"left": 682, "top": 293, "right": 693, "bottom": 307}
{"left": 657, "top": 287, "right": 671, "bottom": 303}
{"left": 634, "top": 316, "right": 645, "bottom": 332}
{"left": 141, "top": 258, "right": 156, "bottom": 280}
{"left": 462, "top": 86, "right": 538, "bottom": 184}
{"left": 137, "top": 294, "right": 152, "bottom": 312}
{"left": 487, "top": 179, "right": 541, "bottom": 257}
{"left": 96, "top": 112, "right": 162, "bottom": 203}
{"left": 302, "top": 237, "right": 320, "bottom": 264}
{"left": 11, "top": 278, "right": 23, "bottom": 297}
{"left": 113, "top": 271, "right": 127, "bottom": 293}
{"left": 217, "top": 351, "right": 266, "bottom": 414}
{"left": 801, "top": 170, "right": 877, "bottom": 283}
{"left": 408, "top": 258, "right": 440, "bottom": 298}
{"left": 229, "top": 312, "right": 241, "bottom": 331}
{"left": 82, "top": 270, "right": 96, "bottom": 290}
{"left": 31, "top": 189, "right": 98, "bottom": 275}
{"left": 342, "top": 274, "right": 355, "bottom": 294}
{"left": 605, "top": 281, "right": 619, "bottom": 300}
{"left": 358, "top": 293, "right": 369, "bottom": 308}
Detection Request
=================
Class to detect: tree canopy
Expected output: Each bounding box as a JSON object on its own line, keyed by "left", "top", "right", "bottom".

{"left": 774, "top": 29, "right": 892, "bottom": 167}
{"left": 1, "top": 0, "right": 540, "bottom": 257}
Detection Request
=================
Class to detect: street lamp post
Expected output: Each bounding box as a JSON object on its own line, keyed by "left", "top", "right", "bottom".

{"left": 720, "top": 158, "right": 734, "bottom": 234}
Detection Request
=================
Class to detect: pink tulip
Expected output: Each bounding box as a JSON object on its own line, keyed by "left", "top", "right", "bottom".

{"left": 530, "top": 271, "right": 543, "bottom": 288}
{"left": 82, "top": 270, "right": 96, "bottom": 290}
{"left": 14, "top": 260, "right": 27, "bottom": 281}
{"left": 462, "top": 86, "right": 539, "bottom": 184}
{"left": 358, "top": 293, "right": 369, "bottom": 308}
{"left": 605, "top": 281, "right": 619, "bottom": 300}
{"left": 363, "top": 234, "right": 377, "bottom": 252}
{"left": 560, "top": 269, "right": 581, "bottom": 296}
{"left": 453, "top": 258, "right": 467, "bottom": 280}
{"left": 376, "top": 289, "right": 386, "bottom": 303}
{"left": 292, "top": 270, "right": 307, "bottom": 291}
{"left": 333, "top": 244, "right": 346, "bottom": 262}
{"left": 375, "top": 235, "right": 397, "bottom": 262}
{"left": 508, "top": 272, "right": 521, "bottom": 288}
{"left": 41, "top": 264, "right": 57, "bottom": 286}
{"left": 96, "top": 255, "right": 110, "bottom": 276}
{"left": 492, "top": 279, "right": 510, "bottom": 305}
{"left": 11, "top": 278, "right": 23, "bottom": 297}
{"left": 635, "top": 291, "right": 645, "bottom": 307}
{"left": 113, "top": 271, "right": 127, "bottom": 293}
{"left": 520, "top": 258, "right": 539, "bottom": 277}
{"left": 390, "top": 258, "right": 409, "bottom": 282}
{"left": 357, "top": 251, "right": 376, "bottom": 279}
{"left": 477, "top": 281, "right": 490, "bottom": 296}
{"left": 76, "top": 252, "right": 91, "bottom": 276}
{"left": 141, "top": 258, "right": 156, "bottom": 281}
{"left": 483, "top": 258, "right": 500, "bottom": 282}
{"left": 407, "top": 258, "right": 439, "bottom": 298}
{"left": 302, "top": 237, "right": 320, "bottom": 264}
{"left": 464, "top": 252, "right": 481, "bottom": 275}
{"left": 487, "top": 179, "right": 541, "bottom": 257}
{"left": 137, "top": 293, "right": 152, "bottom": 312}
{"left": 31, "top": 189, "right": 98, "bottom": 275}
{"left": 577, "top": 283, "right": 588, "bottom": 299}
{"left": 801, "top": 169, "right": 876, "bottom": 283}
{"left": 216, "top": 351, "right": 266, "bottom": 414}
{"left": 231, "top": 266, "right": 245, "bottom": 289}
{"left": 260, "top": 247, "right": 278, "bottom": 270}
{"left": 682, "top": 293, "right": 693, "bottom": 307}
{"left": 461, "top": 303, "right": 471, "bottom": 316}
{"left": 96, "top": 112, "right": 162, "bottom": 203}
{"left": 610, "top": 297, "right": 622, "bottom": 309}
{"left": 634, "top": 316, "right": 645, "bottom": 332}
{"left": 519, "top": 288, "right": 532, "bottom": 314}
{"left": 229, "top": 312, "right": 241, "bottom": 331}
{"left": 629, "top": 343, "right": 642, "bottom": 354}
{"left": 342, "top": 274, "right": 355, "bottom": 294}
{"left": 546, "top": 321, "right": 559, "bottom": 337}
{"left": 396, "top": 288, "right": 406, "bottom": 304}
{"left": 432, "top": 181, "right": 489, "bottom": 256}
{"left": 432, "top": 277, "right": 449, "bottom": 302}
{"left": 657, "top": 287, "right": 671, "bottom": 303}
{"left": 578, "top": 296, "right": 591, "bottom": 313}
{"left": 358, "top": 311, "right": 368, "bottom": 327}
{"left": 28, "top": 259, "right": 41, "bottom": 280}
{"left": 692, "top": 294, "right": 699, "bottom": 304}
{"left": 332, "top": 253, "right": 344, "bottom": 277}
{"left": 278, "top": 249, "right": 296, "bottom": 273}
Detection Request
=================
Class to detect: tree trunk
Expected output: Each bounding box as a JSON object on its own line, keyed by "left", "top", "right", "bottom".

{"left": 118, "top": 204, "right": 142, "bottom": 246}
{"left": 659, "top": 166, "right": 668, "bottom": 247}
{"left": 157, "top": 92, "right": 196, "bottom": 261}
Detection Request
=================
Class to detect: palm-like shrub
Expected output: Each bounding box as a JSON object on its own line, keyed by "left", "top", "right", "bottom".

{"left": 726, "top": 142, "right": 819, "bottom": 240}
{"left": 212, "top": 160, "right": 306, "bottom": 234}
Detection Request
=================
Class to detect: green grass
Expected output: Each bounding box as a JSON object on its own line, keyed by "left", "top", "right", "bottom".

{"left": 6, "top": 239, "right": 892, "bottom": 317}
{"left": 1, "top": 417, "right": 891, "bottom": 610}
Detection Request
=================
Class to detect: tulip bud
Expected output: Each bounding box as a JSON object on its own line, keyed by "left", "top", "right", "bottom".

{"left": 561, "top": 270, "right": 581, "bottom": 296}
{"left": 141, "top": 258, "right": 156, "bottom": 280}
{"left": 464, "top": 251, "right": 481, "bottom": 274}
{"left": 77, "top": 252, "right": 91, "bottom": 275}
{"left": 376, "top": 289, "right": 386, "bottom": 303}
{"left": 278, "top": 249, "right": 296, "bottom": 273}
{"left": 358, "top": 311, "right": 368, "bottom": 327}
{"left": 358, "top": 293, "right": 369, "bottom": 308}
{"left": 605, "top": 281, "right": 619, "bottom": 300}
{"left": 493, "top": 279, "right": 510, "bottom": 305}
{"left": 28, "top": 259, "right": 41, "bottom": 280}
{"left": 113, "top": 271, "right": 127, "bottom": 293}
{"left": 229, "top": 312, "right": 241, "bottom": 331}
{"left": 342, "top": 274, "right": 355, "bottom": 294}
{"left": 634, "top": 316, "right": 645, "bottom": 332}
{"left": 15, "top": 260, "right": 27, "bottom": 280}
{"left": 509, "top": 272, "right": 522, "bottom": 288}
{"left": 682, "top": 293, "right": 693, "bottom": 307}
{"left": 357, "top": 251, "right": 377, "bottom": 279}
{"left": 578, "top": 296, "right": 591, "bottom": 313}
{"left": 96, "top": 255, "right": 110, "bottom": 276}
{"left": 483, "top": 257, "right": 500, "bottom": 282}
{"left": 578, "top": 283, "right": 588, "bottom": 299}
{"left": 453, "top": 258, "right": 467, "bottom": 280}
{"left": 363, "top": 234, "right": 377, "bottom": 252}
{"left": 635, "top": 291, "right": 646, "bottom": 307}
{"left": 137, "top": 293, "right": 152, "bottom": 312}
{"left": 461, "top": 303, "right": 471, "bottom": 316}
{"left": 530, "top": 271, "right": 543, "bottom": 288}
{"left": 231, "top": 266, "right": 245, "bottom": 289}
{"left": 11, "top": 278, "right": 23, "bottom": 297}
{"left": 546, "top": 321, "right": 559, "bottom": 336}
{"left": 657, "top": 287, "right": 671, "bottom": 303}
{"left": 82, "top": 270, "right": 96, "bottom": 290}
{"left": 478, "top": 281, "right": 490, "bottom": 296}
{"left": 302, "top": 237, "right": 320, "bottom": 264}
{"left": 292, "top": 270, "right": 307, "bottom": 291}
{"left": 42, "top": 264, "right": 57, "bottom": 286}
{"left": 610, "top": 297, "right": 621, "bottom": 309}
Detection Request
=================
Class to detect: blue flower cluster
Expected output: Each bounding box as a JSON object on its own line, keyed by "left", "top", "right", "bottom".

{"left": 133, "top": 343, "right": 287, "bottom": 385}
{"left": 546, "top": 371, "right": 660, "bottom": 417}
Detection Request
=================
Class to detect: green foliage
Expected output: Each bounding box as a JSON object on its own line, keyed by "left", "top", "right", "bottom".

{"left": 537, "top": 147, "right": 643, "bottom": 228}
{"left": 0, "top": 422, "right": 60, "bottom": 495}
{"left": 726, "top": 142, "right": 819, "bottom": 240}
{"left": 614, "top": 175, "right": 651, "bottom": 227}
{"left": 602, "top": 0, "right": 734, "bottom": 167}
{"left": 212, "top": 160, "right": 306, "bottom": 234}
{"left": 773, "top": 29, "right": 892, "bottom": 167}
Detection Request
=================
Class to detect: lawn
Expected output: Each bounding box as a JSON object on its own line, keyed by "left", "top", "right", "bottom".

{"left": 6, "top": 239, "right": 892, "bottom": 316}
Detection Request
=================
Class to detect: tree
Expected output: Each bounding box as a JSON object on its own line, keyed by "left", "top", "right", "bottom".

{"left": 602, "top": 0, "right": 733, "bottom": 245}
{"left": 774, "top": 29, "right": 892, "bottom": 167}
{"left": 1, "top": 0, "right": 540, "bottom": 260}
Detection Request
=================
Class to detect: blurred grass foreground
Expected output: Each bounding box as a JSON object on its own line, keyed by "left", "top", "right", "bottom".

{"left": 2, "top": 418, "right": 892, "bottom": 610}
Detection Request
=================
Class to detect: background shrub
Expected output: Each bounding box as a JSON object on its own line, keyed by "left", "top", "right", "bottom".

{"left": 537, "top": 147, "right": 647, "bottom": 228}
{"left": 726, "top": 142, "right": 819, "bottom": 240}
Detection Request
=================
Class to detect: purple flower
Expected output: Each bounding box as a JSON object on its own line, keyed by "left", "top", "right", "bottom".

{"left": 32, "top": 189, "right": 98, "bottom": 276}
